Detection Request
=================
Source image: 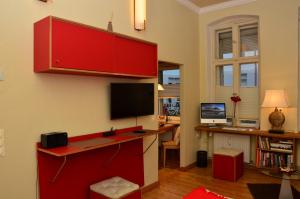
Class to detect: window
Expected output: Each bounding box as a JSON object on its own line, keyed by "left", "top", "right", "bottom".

{"left": 161, "top": 98, "right": 180, "bottom": 116}
{"left": 240, "top": 26, "right": 258, "bottom": 57}
{"left": 217, "top": 65, "right": 233, "bottom": 86}
{"left": 158, "top": 64, "right": 180, "bottom": 117}
{"left": 218, "top": 30, "right": 233, "bottom": 59}
{"left": 240, "top": 63, "right": 258, "bottom": 87}
{"left": 162, "top": 70, "right": 180, "bottom": 84}
{"left": 208, "top": 16, "right": 259, "bottom": 121}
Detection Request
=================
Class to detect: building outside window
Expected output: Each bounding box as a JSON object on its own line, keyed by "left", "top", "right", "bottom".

{"left": 158, "top": 68, "right": 180, "bottom": 117}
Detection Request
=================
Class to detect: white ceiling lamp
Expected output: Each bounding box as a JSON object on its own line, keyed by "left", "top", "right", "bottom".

{"left": 134, "top": 0, "right": 146, "bottom": 31}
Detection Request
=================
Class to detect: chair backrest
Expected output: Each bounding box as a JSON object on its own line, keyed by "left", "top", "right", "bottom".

{"left": 173, "top": 126, "right": 180, "bottom": 145}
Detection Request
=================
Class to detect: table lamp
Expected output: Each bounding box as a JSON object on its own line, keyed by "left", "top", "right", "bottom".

{"left": 158, "top": 84, "right": 164, "bottom": 91}
{"left": 261, "top": 90, "right": 288, "bottom": 134}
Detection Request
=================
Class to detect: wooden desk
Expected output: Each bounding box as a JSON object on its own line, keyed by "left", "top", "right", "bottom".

{"left": 38, "top": 127, "right": 157, "bottom": 157}
{"left": 195, "top": 124, "right": 300, "bottom": 169}
{"left": 158, "top": 123, "right": 179, "bottom": 136}
{"left": 195, "top": 125, "right": 300, "bottom": 139}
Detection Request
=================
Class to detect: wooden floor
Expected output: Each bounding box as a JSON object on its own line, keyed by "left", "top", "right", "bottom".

{"left": 142, "top": 164, "right": 300, "bottom": 199}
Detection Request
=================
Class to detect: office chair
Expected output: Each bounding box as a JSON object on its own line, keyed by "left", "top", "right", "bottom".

{"left": 162, "top": 126, "right": 180, "bottom": 167}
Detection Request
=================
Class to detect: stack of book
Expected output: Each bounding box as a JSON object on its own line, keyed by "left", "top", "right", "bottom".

{"left": 256, "top": 151, "right": 293, "bottom": 168}
{"left": 258, "top": 137, "right": 293, "bottom": 153}
{"left": 256, "top": 137, "right": 294, "bottom": 168}
{"left": 258, "top": 137, "right": 270, "bottom": 149}
{"left": 270, "top": 140, "right": 293, "bottom": 153}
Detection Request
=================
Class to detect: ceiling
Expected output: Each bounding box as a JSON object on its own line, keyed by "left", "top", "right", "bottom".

{"left": 188, "top": 0, "right": 232, "bottom": 8}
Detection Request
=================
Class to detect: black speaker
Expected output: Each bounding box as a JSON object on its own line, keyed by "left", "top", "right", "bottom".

{"left": 41, "top": 132, "right": 68, "bottom": 148}
{"left": 197, "top": 150, "right": 207, "bottom": 168}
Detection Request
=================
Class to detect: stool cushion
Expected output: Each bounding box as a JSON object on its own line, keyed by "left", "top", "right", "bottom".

{"left": 214, "top": 148, "right": 243, "bottom": 157}
{"left": 90, "top": 177, "right": 139, "bottom": 199}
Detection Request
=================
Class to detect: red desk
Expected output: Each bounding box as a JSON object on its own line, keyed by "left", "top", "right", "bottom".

{"left": 37, "top": 126, "right": 157, "bottom": 199}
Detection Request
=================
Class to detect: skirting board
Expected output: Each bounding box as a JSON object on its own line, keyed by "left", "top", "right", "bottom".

{"left": 179, "top": 162, "right": 196, "bottom": 171}
{"left": 141, "top": 181, "right": 160, "bottom": 193}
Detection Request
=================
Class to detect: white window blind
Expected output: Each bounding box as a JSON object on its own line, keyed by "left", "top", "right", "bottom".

{"left": 215, "top": 85, "right": 233, "bottom": 117}
{"left": 218, "top": 31, "right": 233, "bottom": 59}
{"left": 239, "top": 87, "right": 259, "bottom": 118}
{"left": 240, "top": 27, "right": 258, "bottom": 57}
{"left": 211, "top": 18, "right": 259, "bottom": 121}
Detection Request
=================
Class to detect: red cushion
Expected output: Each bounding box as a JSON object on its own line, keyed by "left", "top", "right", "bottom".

{"left": 183, "top": 187, "right": 227, "bottom": 199}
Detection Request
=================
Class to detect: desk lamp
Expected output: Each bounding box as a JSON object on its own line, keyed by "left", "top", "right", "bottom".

{"left": 261, "top": 90, "right": 288, "bottom": 134}
{"left": 158, "top": 84, "right": 164, "bottom": 91}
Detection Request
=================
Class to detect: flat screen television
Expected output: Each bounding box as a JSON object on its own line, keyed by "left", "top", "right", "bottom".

{"left": 110, "top": 83, "right": 154, "bottom": 119}
{"left": 200, "top": 103, "right": 227, "bottom": 124}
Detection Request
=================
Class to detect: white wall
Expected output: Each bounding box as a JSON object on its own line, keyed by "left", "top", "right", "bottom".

{"left": 0, "top": 0, "right": 200, "bottom": 198}
{"left": 198, "top": 0, "right": 300, "bottom": 162}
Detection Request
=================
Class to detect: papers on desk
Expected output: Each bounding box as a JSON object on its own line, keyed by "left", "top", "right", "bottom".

{"left": 166, "top": 120, "right": 180, "bottom": 125}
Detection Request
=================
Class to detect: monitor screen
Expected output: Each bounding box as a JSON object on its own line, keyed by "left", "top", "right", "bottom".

{"left": 110, "top": 83, "right": 154, "bottom": 119}
{"left": 200, "top": 103, "right": 227, "bottom": 124}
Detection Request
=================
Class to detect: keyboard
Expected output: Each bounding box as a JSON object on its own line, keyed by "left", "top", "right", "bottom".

{"left": 222, "top": 127, "right": 248, "bottom": 131}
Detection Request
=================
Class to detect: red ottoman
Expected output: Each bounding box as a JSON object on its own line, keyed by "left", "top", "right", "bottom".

{"left": 213, "top": 148, "right": 243, "bottom": 182}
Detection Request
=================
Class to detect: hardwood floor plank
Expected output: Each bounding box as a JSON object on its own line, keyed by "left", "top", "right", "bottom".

{"left": 142, "top": 165, "right": 300, "bottom": 199}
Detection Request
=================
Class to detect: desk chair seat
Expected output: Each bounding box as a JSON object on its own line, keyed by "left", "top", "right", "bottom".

{"left": 162, "top": 126, "right": 180, "bottom": 167}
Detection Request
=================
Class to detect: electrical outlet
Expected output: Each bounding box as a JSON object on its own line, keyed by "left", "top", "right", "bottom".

{"left": 0, "top": 129, "right": 5, "bottom": 157}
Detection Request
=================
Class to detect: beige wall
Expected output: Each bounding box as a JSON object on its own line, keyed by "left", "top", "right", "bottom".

{"left": 0, "top": 0, "right": 199, "bottom": 198}
{"left": 199, "top": 0, "right": 300, "bottom": 162}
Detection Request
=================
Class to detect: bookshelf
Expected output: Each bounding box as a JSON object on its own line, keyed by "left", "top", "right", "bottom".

{"left": 256, "top": 135, "right": 296, "bottom": 169}
{"left": 194, "top": 125, "right": 300, "bottom": 169}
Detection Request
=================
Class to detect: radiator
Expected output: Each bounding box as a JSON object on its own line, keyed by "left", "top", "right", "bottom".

{"left": 213, "top": 133, "right": 250, "bottom": 163}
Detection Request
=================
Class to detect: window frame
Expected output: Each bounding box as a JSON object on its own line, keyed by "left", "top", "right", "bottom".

{"left": 158, "top": 67, "right": 181, "bottom": 117}
{"left": 207, "top": 16, "right": 260, "bottom": 120}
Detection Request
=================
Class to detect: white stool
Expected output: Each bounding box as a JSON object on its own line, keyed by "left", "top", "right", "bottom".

{"left": 90, "top": 176, "right": 140, "bottom": 199}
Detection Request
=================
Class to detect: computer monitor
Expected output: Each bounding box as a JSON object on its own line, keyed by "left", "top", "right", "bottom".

{"left": 200, "top": 103, "right": 227, "bottom": 124}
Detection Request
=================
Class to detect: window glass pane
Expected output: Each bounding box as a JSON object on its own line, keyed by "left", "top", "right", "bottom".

{"left": 216, "top": 65, "right": 233, "bottom": 86}
{"left": 161, "top": 98, "right": 180, "bottom": 116}
{"left": 218, "top": 31, "right": 233, "bottom": 59}
{"left": 240, "top": 63, "right": 258, "bottom": 87}
{"left": 240, "top": 27, "right": 258, "bottom": 57}
{"left": 162, "top": 69, "right": 180, "bottom": 84}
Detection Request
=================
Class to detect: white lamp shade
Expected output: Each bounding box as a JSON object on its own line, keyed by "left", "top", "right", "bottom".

{"left": 158, "top": 84, "right": 164, "bottom": 91}
{"left": 158, "top": 84, "right": 180, "bottom": 98}
{"left": 134, "top": 0, "right": 146, "bottom": 31}
{"left": 261, "top": 90, "right": 289, "bottom": 108}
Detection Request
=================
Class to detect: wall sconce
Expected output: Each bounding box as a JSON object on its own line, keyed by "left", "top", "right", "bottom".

{"left": 134, "top": 0, "right": 146, "bottom": 31}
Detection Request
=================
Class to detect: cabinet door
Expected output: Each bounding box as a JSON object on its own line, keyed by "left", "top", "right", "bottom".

{"left": 115, "top": 36, "right": 157, "bottom": 77}
{"left": 51, "top": 18, "right": 115, "bottom": 72}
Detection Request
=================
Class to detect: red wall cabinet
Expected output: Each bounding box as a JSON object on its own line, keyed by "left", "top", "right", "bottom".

{"left": 115, "top": 36, "right": 157, "bottom": 77}
{"left": 34, "top": 16, "right": 157, "bottom": 78}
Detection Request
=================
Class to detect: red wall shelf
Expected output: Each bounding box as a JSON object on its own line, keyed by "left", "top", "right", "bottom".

{"left": 37, "top": 126, "right": 158, "bottom": 199}
{"left": 34, "top": 16, "right": 158, "bottom": 78}
{"left": 37, "top": 127, "right": 157, "bottom": 157}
